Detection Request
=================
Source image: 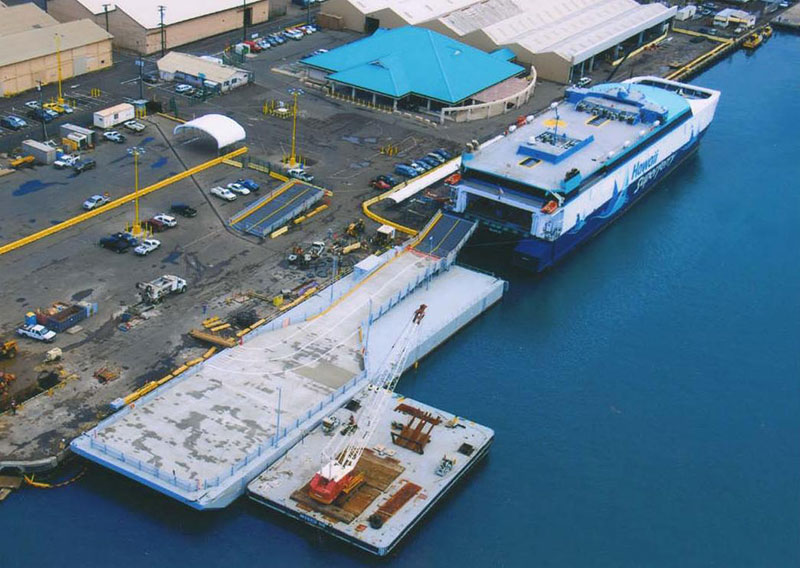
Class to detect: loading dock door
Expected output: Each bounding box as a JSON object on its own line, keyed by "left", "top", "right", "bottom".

{"left": 365, "top": 17, "right": 379, "bottom": 34}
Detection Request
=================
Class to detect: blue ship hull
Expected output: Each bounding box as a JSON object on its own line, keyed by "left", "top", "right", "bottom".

{"left": 512, "top": 135, "right": 702, "bottom": 272}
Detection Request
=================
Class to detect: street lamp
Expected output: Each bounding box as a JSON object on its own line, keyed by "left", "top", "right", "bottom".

{"left": 287, "top": 88, "right": 304, "bottom": 168}
{"left": 54, "top": 33, "right": 64, "bottom": 105}
{"left": 127, "top": 147, "right": 146, "bottom": 236}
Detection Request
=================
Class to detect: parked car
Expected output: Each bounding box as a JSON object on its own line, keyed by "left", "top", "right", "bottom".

{"left": 226, "top": 182, "right": 250, "bottom": 195}
{"left": 210, "top": 186, "right": 237, "bottom": 201}
{"left": 83, "top": 193, "right": 109, "bottom": 210}
{"left": 576, "top": 76, "right": 592, "bottom": 88}
{"left": 103, "top": 130, "right": 126, "bottom": 143}
{"left": 44, "top": 102, "right": 73, "bottom": 115}
{"left": 243, "top": 40, "right": 262, "bottom": 53}
{"left": 99, "top": 234, "right": 131, "bottom": 253}
{"left": 153, "top": 213, "right": 177, "bottom": 227}
{"left": 236, "top": 178, "right": 260, "bottom": 191}
{"left": 418, "top": 157, "right": 439, "bottom": 169}
{"left": 134, "top": 238, "right": 161, "bottom": 256}
{"left": 435, "top": 148, "right": 452, "bottom": 160}
{"left": 394, "top": 164, "right": 418, "bottom": 178}
{"left": 269, "top": 33, "right": 286, "bottom": 45}
{"left": 26, "top": 108, "right": 53, "bottom": 123}
{"left": 74, "top": 158, "right": 97, "bottom": 174}
{"left": 53, "top": 154, "right": 79, "bottom": 169}
{"left": 143, "top": 72, "right": 160, "bottom": 84}
{"left": 170, "top": 202, "right": 197, "bottom": 217}
{"left": 371, "top": 179, "right": 391, "bottom": 191}
{"left": 124, "top": 120, "right": 146, "bottom": 133}
{"left": 300, "top": 24, "right": 318, "bottom": 34}
{"left": 146, "top": 218, "right": 168, "bottom": 232}
{"left": 266, "top": 36, "right": 281, "bottom": 47}
{"left": 287, "top": 167, "right": 314, "bottom": 183}
{"left": 425, "top": 152, "right": 445, "bottom": 165}
{"left": 17, "top": 324, "right": 56, "bottom": 343}
{"left": 175, "top": 83, "right": 195, "bottom": 95}
{"left": 409, "top": 161, "right": 429, "bottom": 173}
{"left": 283, "top": 28, "right": 304, "bottom": 40}
{"left": 24, "top": 101, "right": 40, "bottom": 110}
{"left": 0, "top": 115, "right": 27, "bottom": 130}
{"left": 376, "top": 174, "right": 397, "bottom": 186}
{"left": 256, "top": 39, "right": 271, "bottom": 50}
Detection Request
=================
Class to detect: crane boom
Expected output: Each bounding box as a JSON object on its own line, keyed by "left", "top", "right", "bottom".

{"left": 308, "top": 304, "right": 427, "bottom": 504}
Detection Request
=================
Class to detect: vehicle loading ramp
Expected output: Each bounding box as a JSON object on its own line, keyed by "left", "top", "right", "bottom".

{"left": 229, "top": 180, "right": 324, "bottom": 238}
{"left": 412, "top": 212, "right": 477, "bottom": 259}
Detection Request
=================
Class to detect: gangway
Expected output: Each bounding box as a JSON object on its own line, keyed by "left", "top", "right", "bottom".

{"left": 412, "top": 212, "right": 477, "bottom": 258}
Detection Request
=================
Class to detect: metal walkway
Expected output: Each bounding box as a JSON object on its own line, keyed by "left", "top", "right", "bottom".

{"left": 412, "top": 212, "right": 477, "bottom": 259}
{"left": 229, "top": 180, "right": 324, "bottom": 237}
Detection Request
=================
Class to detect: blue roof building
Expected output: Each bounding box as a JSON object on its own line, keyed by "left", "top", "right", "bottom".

{"left": 302, "top": 27, "right": 525, "bottom": 112}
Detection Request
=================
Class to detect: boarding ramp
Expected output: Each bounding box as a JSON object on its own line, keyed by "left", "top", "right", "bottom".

{"left": 387, "top": 157, "right": 462, "bottom": 205}
{"left": 412, "top": 212, "right": 477, "bottom": 259}
{"left": 229, "top": 180, "right": 324, "bottom": 237}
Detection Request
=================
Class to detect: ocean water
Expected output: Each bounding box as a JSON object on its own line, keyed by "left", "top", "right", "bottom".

{"left": 2, "top": 34, "right": 799, "bottom": 568}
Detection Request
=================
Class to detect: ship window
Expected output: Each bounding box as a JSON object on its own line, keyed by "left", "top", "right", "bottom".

{"left": 519, "top": 156, "right": 541, "bottom": 168}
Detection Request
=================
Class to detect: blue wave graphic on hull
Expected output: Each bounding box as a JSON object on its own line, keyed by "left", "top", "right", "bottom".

{"left": 597, "top": 181, "right": 628, "bottom": 220}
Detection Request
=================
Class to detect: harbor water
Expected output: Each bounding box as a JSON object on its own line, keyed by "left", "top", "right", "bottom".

{"left": 1, "top": 33, "right": 799, "bottom": 568}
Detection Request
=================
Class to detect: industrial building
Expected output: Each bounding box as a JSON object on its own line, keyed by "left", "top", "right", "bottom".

{"left": 0, "top": 2, "right": 112, "bottom": 96}
{"left": 157, "top": 52, "right": 252, "bottom": 93}
{"left": 302, "top": 26, "right": 532, "bottom": 122}
{"left": 319, "top": 0, "right": 676, "bottom": 83}
{"left": 46, "top": 0, "right": 270, "bottom": 55}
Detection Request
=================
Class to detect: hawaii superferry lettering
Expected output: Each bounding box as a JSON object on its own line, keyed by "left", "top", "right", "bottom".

{"left": 635, "top": 154, "right": 675, "bottom": 192}
{"left": 631, "top": 152, "right": 659, "bottom": 179}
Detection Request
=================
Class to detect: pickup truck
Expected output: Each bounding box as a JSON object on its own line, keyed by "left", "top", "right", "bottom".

{"left": 17, "top": 324, "right": 56, "bottom": 343}
{"left": 54, "top": 154, "right": 79, "bottom": 169}
{"left": 124, "top": 120, "right": 146, "bottom": 133}
{"left": 137, "top": 275, "right": 187, "bottom": 303}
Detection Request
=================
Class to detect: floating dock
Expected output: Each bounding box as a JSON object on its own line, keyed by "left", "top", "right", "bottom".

{"left": 248, "top": 390, "right": 493, "bottom": 556}
{"left": 70, "top": 214, "right": 504, "bottom": 509}
{"left": 229, "top": 180, "right": 324, "bottom": 238}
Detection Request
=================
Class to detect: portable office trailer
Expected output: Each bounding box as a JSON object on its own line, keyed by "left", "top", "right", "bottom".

{"left": 93, "top": 103, "right": 135, "bottom": 129}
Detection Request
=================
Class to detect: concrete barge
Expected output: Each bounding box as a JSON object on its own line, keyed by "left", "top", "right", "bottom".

{"left": 70, "top": 214, "right": 505, "bottom": 509}
{"left": 248, "top": 390, "right": 493, "bottom": 556}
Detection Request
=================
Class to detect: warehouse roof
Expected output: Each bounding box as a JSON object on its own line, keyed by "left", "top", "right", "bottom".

{"left": 73, "top": 0, "right": 267, "bottom": 29}
{"left": 0, "top": 19, "right": 112, "bottom": 68}
{"left": 173, "top": 114, "right": 245, "bottom": 149}
{"left": 0, "top": 3, "right": 59, "bottom": 36}
{"left": 302, "top": 27, "right": 524, "bottom": 105}
{"left": 157, "top": 52, "right": 247, "bottom": 84}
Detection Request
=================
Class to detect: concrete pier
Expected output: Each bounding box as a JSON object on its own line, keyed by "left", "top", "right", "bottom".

{"left": 71, "top": 216, "right": 505, "bottom": 509}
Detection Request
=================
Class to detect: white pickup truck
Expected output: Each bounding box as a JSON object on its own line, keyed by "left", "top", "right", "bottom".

{"left": 54, "top": 154, "right": 79, "bottom": 169}
{"left": 136, "top": 275, "right": 187, "bottom": 303}
{"left": 17, "top": 324, "right": 56, "bottom": 342}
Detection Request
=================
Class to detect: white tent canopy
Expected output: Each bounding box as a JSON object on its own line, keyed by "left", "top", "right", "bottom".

{"left": 173, "top": 114, "right": 245, "bottom": 149}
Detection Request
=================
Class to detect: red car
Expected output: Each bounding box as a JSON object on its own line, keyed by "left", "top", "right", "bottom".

{"left": 243, "top": 40, "right": 262, "bottom": 53}
{"left": 146, "top": 218, "right": 167, "bottom": 232}
{"left": 371, "top": 179, "right": 391, "bottom": 191}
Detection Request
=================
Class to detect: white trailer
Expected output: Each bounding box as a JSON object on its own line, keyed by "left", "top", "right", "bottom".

{"left": 93, "top": 103, "right": 135, "bottom": 129}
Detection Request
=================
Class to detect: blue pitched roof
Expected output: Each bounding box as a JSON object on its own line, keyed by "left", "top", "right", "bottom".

{"left": 302, "top": 27, "right": 525, "bottom": 105}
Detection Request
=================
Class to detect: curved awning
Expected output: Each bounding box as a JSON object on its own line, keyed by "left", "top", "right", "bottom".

{"left": 173, "top": 114, "right": 245, "bottom": 149}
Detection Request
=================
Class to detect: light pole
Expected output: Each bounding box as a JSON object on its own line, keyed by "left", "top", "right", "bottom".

{"left": 288, "top": 88, "right": 304, "bottom": 167}
{"left": 54, "top": 33, "right": 64, "bottom": 105}
{"left": 102, "top": 4, "right": 111, "bottom": 32}
{"left": 158, "top": 5, "right": 167, "bottom": 57}
{"left": 36, "top": 81, "right": 47, "bottom": 140}
{"left": 127, "top": 147, "right": 146, "bottom": 236}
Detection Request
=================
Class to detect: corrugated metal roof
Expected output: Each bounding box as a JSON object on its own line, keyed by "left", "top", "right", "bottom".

{"left": 0, "top": 3, "right": 59, "bottom": 36}
{"left": 0, "top": 19, "right": 112, "bottom": 68}
{"left": 302, "top": 27, "right": 524, "bottom": 104}
{"left": 157, "top": 51, "right": 246, "bottom": 84}
{"left": 74, "top": 0, "right": 268, "bottom": 29}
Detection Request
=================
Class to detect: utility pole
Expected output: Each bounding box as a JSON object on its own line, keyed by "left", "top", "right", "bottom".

{"left": 137, "top": 58, "right": 144, "bottom": 99}
{"left": 306, "top": 0, "right": 311, "bottom": 25}
{"left": 53, "top": 33, "right": 63, "bottom": 104}
{"left": 102, "top": 4, "right": 111, "bottom": 32}
{"left": 36, "top": 81, "right": 47, "bottom": 141}
{"left": 242, "top": 0, "right": 248, "bottom": 43}
{"left": 158, "top": 5, "right": 166, "bottom": 57}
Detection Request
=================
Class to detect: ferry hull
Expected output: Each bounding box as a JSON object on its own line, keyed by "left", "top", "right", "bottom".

{"left": 512, "top": 134, "right": 702, "bottom": 272}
